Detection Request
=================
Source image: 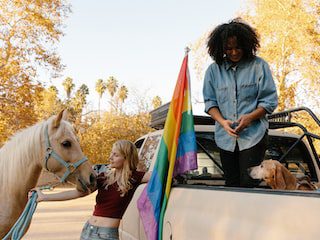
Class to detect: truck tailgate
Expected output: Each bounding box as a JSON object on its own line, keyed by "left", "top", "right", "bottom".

{"left": 163, "top": 186, "right": 320, "bottom": 240}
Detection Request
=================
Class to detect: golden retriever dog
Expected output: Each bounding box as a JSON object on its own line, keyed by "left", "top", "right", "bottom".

{"left": 248, "top": 159, "right": 317, "bottom": 190}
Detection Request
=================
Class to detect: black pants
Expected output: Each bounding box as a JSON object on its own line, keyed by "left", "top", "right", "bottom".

{"left": 219, "top": 133, "right": 268, "bottom": 187}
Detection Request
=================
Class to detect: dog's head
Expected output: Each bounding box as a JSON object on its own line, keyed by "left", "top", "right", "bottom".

{"left": 248, "top": 159, "right": 295, "bottom": 190}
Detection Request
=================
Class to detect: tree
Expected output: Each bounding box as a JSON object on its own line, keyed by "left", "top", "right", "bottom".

{"left": 34, "top": 85, "right": 63, "bottom": 120}
{"left": 106, "top": 76, "right": 118, "bottom": 97}
{"left": 62, "top": 77, "right": 75, "bottom": 100}
{"left": 241, "top": 0, "right": 320, "bottom": 111}
{"left": 127, "top": 88, "right": 154, "bottom": 114}
{"left": 79, "top": 112, "right": 152, "bottom": 164}
{"left": 117, "top": 85, "right": 128, "bottom": 113}
{"left": 118, "top": 85, "right": 128, "bottom": 103}
{"left": 0, "top": 0, "right": 70, "bottom": 143}
{"left": 191, "top": 0, "right": 320, "bottom": 112}
{"left": 95, "top": 78, "right": 106, "bottom": 115}
{"left": 0, "top": 81, "right": 44, "bottom": 145}
{"left": 152, "top": 96, "right": 162, "bottom": 109}
{"left": 69, "top": 84, "right": 89, "bottom": 124}
{"left": 106, "top": 76, "right": 119, "bottom": 112}
{"left": 0, "top": 0, "right": 69, "bottom": 73}
{"left": 73, "top": 84, "right": 89, "bottom": 112}
{"left": 190, "top": 35, "right": 211, "bottom": 82}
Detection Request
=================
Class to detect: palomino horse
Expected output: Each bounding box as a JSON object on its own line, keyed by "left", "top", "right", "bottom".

{"left": 0, "top": 110, "right": 97, "bottom": 238}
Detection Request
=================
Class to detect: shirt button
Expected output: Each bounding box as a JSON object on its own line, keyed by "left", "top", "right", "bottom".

{"left": 90, "top": 226, "right": 94, "bottom": 229}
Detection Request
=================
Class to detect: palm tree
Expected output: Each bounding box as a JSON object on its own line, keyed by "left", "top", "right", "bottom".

{"left": 106, "top": 76, "right": 118, "bottom": 111}
{"left": 118, "top": 85, "right": 128, "bottom": 103}
{"left": 62, "top": 77, "right": 75, "bottom": 100}
{"left": 106, "top": 76, "right": 118, "bottom": 97}
{"left": 79, "top": 84, "right": 89, "bottom": 97}
{"left": 118, "top": 85, "right": 128, "bottom": 113}
{"left": 70, "top": 84, "right": 89, "bottom": 123}
{"left": 95, "top": 79, "right": 106, "bottom": 115}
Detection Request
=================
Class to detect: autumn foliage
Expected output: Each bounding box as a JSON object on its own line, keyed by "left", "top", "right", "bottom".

{"left": 191, "top": 0, "right": 320, "bottom": 153}
{"left": 79, "top": 113, "right": 152, "bottom": 164}
{"left": 1, "top": 0, "right": 319, "bottom": 159}
{"left": 0, "top": 0, "right": 69, "bottom": 144}
{"left": 0, "top": 0, "right": 154, "bottom": 159}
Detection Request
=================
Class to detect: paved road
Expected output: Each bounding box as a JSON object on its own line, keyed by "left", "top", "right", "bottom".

{"left": 24, "top": 188, "right": 96, "bottom": 240}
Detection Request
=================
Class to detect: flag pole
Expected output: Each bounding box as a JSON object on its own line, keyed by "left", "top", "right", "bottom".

{"left": 158, "top": 47, "right": 190, "bottom": 240}
{"left": 163, "top": 47, "right": 189, "bottom": 198}
{"left": 137, "top": 46, "right": 197, "bottom": 240}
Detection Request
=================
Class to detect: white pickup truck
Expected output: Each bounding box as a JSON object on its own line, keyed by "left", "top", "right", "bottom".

{"left": 119, "top": 105, "right": 320, "bottom": 240}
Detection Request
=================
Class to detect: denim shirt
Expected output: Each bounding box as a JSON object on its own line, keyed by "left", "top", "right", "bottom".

{"left": 203, "top": 56, "right": 278, "bottom": 151}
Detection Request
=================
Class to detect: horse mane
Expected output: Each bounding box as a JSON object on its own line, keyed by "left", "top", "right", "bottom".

{"left": 0, "top": 117, "right": 54, "bottom": 194}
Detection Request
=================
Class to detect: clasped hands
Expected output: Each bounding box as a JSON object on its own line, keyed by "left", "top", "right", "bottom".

{"left": 222, "top": 114, "right": 253, "bottom": 137}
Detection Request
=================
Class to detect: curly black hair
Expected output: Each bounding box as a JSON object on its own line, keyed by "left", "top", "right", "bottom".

{"left": 207, "top": 18, "right": 260, "bottom": 65}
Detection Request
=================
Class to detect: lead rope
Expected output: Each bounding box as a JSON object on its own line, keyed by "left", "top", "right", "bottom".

{"left": 3, "top": 185, "right": 56, "bottom": 240}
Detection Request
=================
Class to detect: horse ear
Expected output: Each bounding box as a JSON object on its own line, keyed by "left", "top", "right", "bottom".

{"left": 62, "top": 109, "right": 69, "bottom": 121}
{"left": 53, "top": 110, "right": 65, "bottom": 128}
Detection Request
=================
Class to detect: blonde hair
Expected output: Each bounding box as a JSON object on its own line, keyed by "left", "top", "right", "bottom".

{"left": 104, "top": 140, "right": 139, "bottom": 196}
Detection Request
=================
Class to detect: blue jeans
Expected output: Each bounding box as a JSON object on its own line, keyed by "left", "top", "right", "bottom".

{"left": 80, "top": 221, "right": 119, "bottom": 240}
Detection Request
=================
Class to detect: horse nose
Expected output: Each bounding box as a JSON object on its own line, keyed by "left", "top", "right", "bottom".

{"left": 90, "top": 173, "right": 96, "bottom": 186}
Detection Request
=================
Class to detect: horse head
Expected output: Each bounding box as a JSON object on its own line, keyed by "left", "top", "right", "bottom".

{"left": 0, "top": 110, "right": 98, "bottom": 238}
{"left": 44, "top": 110, "right": 96, "bottom": 193}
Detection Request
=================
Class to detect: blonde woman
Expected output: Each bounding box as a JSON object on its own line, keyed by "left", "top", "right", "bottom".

{"left": 30, "top": 140, "right": 151, "bottom": 240}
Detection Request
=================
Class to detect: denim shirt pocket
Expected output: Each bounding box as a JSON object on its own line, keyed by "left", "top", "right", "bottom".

{"left": 216, "top": 87, "right": 228, "bottom": 104}
{"left": 239, "top": 83, "right": 257, "bottom": 102}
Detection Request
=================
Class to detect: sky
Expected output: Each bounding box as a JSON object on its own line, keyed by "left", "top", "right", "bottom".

{"left": 44, "top": 0, "right": 244, "bottom": 115}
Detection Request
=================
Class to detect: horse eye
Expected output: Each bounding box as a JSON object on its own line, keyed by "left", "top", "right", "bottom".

{"left": 61, "top": 140, "right": 72, "bottom": 148}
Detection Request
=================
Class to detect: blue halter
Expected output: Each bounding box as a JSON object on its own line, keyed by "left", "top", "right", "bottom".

{"left": 2, "top": 124, "right": 89, "bottom": 240}
{"left": 44, "top": 125, "right": 88, "bottom": 183}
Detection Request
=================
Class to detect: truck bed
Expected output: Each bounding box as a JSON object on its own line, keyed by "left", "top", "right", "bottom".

{"left": 120, "top": 184, "right": 320, "bottom": 240}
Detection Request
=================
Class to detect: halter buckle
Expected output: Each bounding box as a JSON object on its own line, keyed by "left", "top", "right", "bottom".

{"left": 68, "top": 163, "right": 76, "bottom": 173}
{"left": 45, "top": 147, "right": 53, "bottom": 161}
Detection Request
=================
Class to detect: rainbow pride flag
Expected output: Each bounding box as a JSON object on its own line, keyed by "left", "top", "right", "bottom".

{"left": 137, "top": 51, "right": 197, "bottom": 240}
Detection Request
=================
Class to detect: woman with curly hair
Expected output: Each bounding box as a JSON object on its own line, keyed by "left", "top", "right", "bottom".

{"left": 30, "top": 140, "right": 150, "bottom": 240}
{"left": 203, "top": 18, "right": 278, "bottom": 187}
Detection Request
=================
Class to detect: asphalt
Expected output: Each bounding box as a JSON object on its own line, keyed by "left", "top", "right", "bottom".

{"left": 24, "top": 188, "right": 96, "bottom": 240}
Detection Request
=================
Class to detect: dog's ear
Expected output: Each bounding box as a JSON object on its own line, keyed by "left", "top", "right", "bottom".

{"left": 274, "top": 164, "right": 286, "bottom": 189}
{"left": 281, "top": 165, "right": 297, "bottom": 189}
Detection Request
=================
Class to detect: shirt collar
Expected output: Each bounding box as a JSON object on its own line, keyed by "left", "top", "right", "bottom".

{"left": 224, "top": 59, "right": 248, "bottom": 71}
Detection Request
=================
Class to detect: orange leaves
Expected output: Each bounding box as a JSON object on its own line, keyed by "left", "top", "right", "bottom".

{"left": 78, "top": 112, "right": 152, "bottom": 164}
{"left": 0, "top": 0, "right": 70, "bottom": 143}
{"left": 241, "top": 0, "right": 320, "bottom": 111}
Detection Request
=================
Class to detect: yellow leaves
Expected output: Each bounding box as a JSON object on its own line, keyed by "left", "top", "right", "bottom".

{"left": 0, "top": 0, "right": 70, "bottom": 143}
{"left": 0, "top": 1, "right": 156, "bottom": 162}
{"left": 287, "top": 111, "right": 320, "bottom": 153}
{"left": 190, "top": 32, "right": 210, "bottom": 81}
{"left": 151, "top": 96, "right": 162, "bottom": 109}
{"left": 240, "top": 0, "right": 320, "bottom": 111}
{"left": 78, "top": 112, "right": 152, "bottom": 164}
{"left": 33, "top": 86, "right": 63, "bottom": 119}
{"left": 0, "top": 0, "right": 69, "bottom": 78}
